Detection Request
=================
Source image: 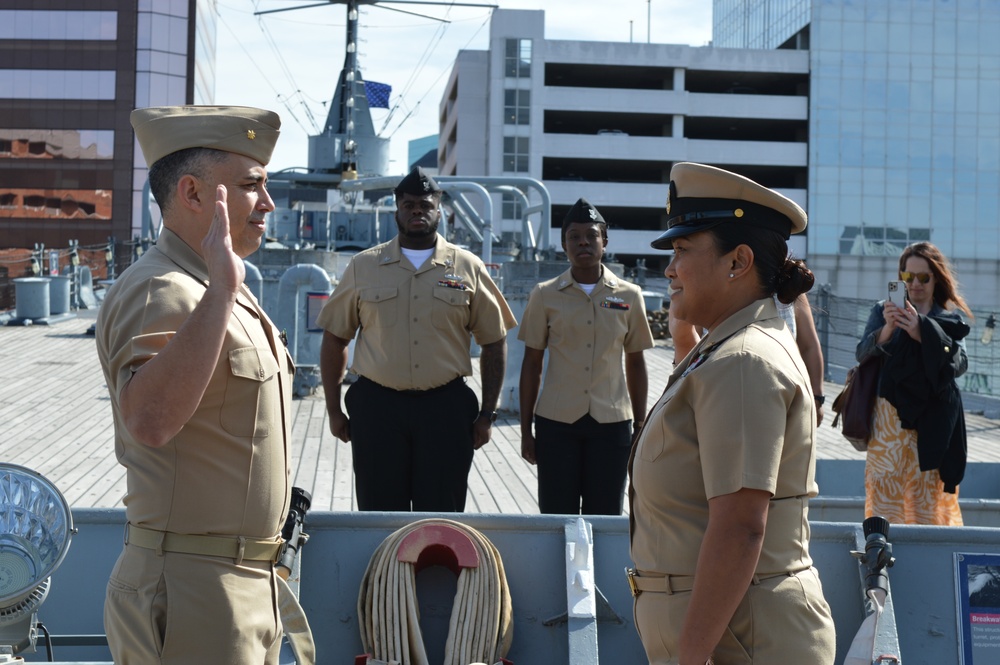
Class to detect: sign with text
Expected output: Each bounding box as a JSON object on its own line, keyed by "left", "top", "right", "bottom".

{"left": 957, "top": 552, "right": 1000, "bottom": 664}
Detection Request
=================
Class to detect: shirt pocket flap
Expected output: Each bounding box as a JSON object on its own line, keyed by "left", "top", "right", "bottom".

{"left": 433, "top": 286, "right": 471, "bottom": 307}
{"left": 229, "top": 347, "right": 278, "bottom": 381}
{"left": 359, "top": 286, "right": 398, "bottom": 303}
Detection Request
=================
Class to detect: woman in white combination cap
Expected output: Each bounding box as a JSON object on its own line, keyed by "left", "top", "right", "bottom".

{"left": 627, "top": 163, "right": 836, "bottom": 665}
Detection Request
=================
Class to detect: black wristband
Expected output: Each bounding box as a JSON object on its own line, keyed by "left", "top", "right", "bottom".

{"left": 479, "top": 409, "right": 498, "bottom": 423}
{"left": 814, "top": 394, "right": 825, "bottom": 406}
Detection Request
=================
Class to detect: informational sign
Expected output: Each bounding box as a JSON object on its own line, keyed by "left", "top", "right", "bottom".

{"left": 956, "top": 552, "right": 1000, "bottom": 664}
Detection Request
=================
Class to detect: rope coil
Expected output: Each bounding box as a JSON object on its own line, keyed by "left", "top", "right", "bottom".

{"left": 358, "top": 518, "right": 513, "bottom": 665}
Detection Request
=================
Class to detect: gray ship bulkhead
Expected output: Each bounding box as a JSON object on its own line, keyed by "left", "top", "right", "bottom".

{"left": 24, "top": 506, "right": 1000, "bottom": 664}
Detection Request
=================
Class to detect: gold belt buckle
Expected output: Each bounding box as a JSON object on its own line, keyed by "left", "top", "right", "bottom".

{"left": 626, "top": 567, "right": 640, "bottom": 597}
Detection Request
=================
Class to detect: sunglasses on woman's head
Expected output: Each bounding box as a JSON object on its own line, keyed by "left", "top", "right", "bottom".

{"left": 900, "top": 271, "right": 932, "bottom": 284}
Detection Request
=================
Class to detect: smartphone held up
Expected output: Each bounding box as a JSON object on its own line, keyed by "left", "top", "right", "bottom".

{"left": 887, "top": 280, "right": 907, "bottom": 308}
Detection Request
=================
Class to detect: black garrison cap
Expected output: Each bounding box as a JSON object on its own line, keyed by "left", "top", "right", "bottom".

{"left": 394, "top": 166, "right": 443, "bottom": 197}
{"left": 562, "top": 198, "right": 606, "bottom": 226}
{"left": 650, "top": 162, "right": 807, "bottom": 250}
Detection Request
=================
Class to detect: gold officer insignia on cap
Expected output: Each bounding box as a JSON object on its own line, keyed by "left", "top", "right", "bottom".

{"left": 247, "top": 129, "right": 256, "bottom": 140}
{"left": 665, "top": 198, "right": 671, "bottom": 214}
{"left": 734, "top": 208, "right": 744, "bottom": 218}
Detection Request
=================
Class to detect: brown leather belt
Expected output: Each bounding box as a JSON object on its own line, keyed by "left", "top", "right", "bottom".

{"left": 125, "top": 524, "right": 283, "bottom": 564}
{"left": 626, "top": 567, "right": 805, "bottom": 597}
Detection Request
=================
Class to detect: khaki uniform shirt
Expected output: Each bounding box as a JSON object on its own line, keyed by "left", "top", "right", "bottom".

{"left": 630, "top": 298, "right": 818, "bottom": 576}
{"left": 317, "top": 236, "right": 516, "bottom": 391}
{"left": 96, "top": 229, "right": 293, "bottom": 539}
{"left": 518, "top": 267, "right": 654, "bottom": 423}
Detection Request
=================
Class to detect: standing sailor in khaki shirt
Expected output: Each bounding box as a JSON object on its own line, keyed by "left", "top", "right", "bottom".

{"left": 96, "top": 106, "right": 293, "bottom": 664}
{"left": 628, "top": 163, "right": 835, "bottom": 664}
{"left": 519, "top": 199, "right": 653, "bottom": 515}
{"left": 318, "top": 167, "right": 516, "bottom": 512}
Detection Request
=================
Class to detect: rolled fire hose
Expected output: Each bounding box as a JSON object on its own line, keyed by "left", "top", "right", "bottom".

{"left": 358, "top": 518, "right": 513, "bottom": 665}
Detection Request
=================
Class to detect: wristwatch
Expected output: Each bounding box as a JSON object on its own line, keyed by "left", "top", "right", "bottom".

{"left": 814, "top": 394, "right": 826, "bottom": 406}
{"left": 479, "top": 409, "right": 498, "bottom": 423}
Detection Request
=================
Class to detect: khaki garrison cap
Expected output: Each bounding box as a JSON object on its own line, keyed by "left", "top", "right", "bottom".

{"left": 130, "top": 106, "right": 281, "bottom": 168}
{"left": 651, "top": 162, "right": 807, "bottom": 250}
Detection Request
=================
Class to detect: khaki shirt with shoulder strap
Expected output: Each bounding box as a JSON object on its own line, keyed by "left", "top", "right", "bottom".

{"left": 317, "top": 236, "right": 516, "bottom": 391}
{"left": 630, "top": 298, "right": 818, "bottom": 577}
{"left": 95, "top": 229, "right": 293, "bottom": 540}
{"left": 518, "top": 267, "right": 653, "bottom": 424}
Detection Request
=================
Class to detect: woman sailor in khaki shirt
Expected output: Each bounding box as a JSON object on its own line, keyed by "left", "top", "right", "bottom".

{"left": 628, "top": 163, "right": 835, "bottom": 664}
{"left": 519, "top": 198, "right": 654, "bottom": 515}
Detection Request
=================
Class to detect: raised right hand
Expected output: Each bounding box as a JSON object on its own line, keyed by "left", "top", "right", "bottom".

{"left": 202, "top": 185, "right": 245, "bottom": 295}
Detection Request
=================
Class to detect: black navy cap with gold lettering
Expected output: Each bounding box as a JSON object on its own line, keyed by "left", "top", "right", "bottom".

{"left": 562, "top": 198, "right": 605, "bottom": 226}
{"left": 130, "top": 105, "right": 281, "bottom": 168}
{"left": 651, "top": 162, "right": 807, "bottom": 250}
{"left": 394, "top": 166, "right": 442, "bottom": 197}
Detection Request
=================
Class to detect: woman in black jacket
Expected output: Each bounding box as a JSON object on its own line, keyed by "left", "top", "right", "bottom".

{"left": 856, "top": 242, "right": 972, "bottom": 525}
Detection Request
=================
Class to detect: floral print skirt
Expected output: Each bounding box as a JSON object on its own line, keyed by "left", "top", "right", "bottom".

{"left": 865, "top": 397, "right": 963, "bottom": 526}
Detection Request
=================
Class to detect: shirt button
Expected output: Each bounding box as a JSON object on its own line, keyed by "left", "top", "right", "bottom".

{"left": 413, "top": 317, "right": 418, "bottom": 322}
{"left": 587, "top": 343, "right": 592, "bottom": 348}
{"left": 587, "top": 320, "right": 592, "bottom": 324}
{"left": 584, "top": 367, "right": 590, "bottom": 371}
{"left": 413, "top": 295, "right": 418, "bottom": 299}
{"left": 414, "top": 340, "right": 419, "bottom": 345}
{"left": 414, "top": 364, "right": 420, "bottom": 369}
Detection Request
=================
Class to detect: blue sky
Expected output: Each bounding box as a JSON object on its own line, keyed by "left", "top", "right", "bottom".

{"left": 214, "top": 1, "right": 713, "bottom": 175}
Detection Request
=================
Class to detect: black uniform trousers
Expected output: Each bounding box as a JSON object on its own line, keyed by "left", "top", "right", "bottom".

{"left": 345, "top": 375, "right": 478, "bottom": 511}
{"left": 534, "top": 414, "right": 632, "bottom": 516}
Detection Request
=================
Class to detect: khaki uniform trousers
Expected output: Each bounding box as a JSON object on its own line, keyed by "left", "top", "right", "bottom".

{"left": 105, "top": 543, "right": 282, "bottom": 664}
{"left": 633, "top": 567, "right": 835, "bottom": 664}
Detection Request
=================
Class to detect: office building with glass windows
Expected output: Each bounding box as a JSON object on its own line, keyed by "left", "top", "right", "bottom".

{"left": 716, "top": 0, "right": 1000, "bottom": 304}
{"left": 0, "top": 0, "right": 217, "bottom": 250}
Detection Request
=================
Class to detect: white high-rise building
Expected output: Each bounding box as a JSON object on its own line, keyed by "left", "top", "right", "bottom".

{"left": 439, "top": 9, "right": 811, "bottom": 262}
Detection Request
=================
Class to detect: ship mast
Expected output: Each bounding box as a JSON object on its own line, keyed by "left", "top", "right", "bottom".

{"left": 254, "top": 0, "right": 498, "bottom": 180}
